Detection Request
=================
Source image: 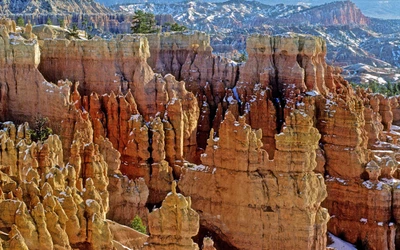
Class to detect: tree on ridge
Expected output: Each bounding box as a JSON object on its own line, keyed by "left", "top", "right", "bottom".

{"left": 131, "top": 10, "right": 159, "bottom": 34}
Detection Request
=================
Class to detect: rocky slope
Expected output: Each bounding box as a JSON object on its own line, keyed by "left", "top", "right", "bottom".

{"left": 116, "top": 0, "right": 368, "bottom": 30}
{"left": 0, "top": 0, "right": 132, "bottom": 35}
{"left": 101, "top": 0, "right": 400, "bottom": 20}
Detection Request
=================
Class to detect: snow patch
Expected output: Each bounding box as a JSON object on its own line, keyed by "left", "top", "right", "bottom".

{"left": 327, "top": 233, "right": 357, "bottom": 250}
{"left": 85, "top": 199, "right": 96, "bottom": 207}
{"left": 305, "top": 90, "right": 319, "bottom": 96}
{"left": 326, "top": 176, "right": 348, "bottom": 185}
{"left": 362, "top": 180, "right": 373, "bottom": 189}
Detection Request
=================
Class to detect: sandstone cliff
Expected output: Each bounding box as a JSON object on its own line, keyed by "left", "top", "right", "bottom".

{"left": 2, "top": 18, "right": 400, "bottom": 250}
{"left": 179, "top": 109, "right": 328, "bottom": 249}
{"left": 0, "top": 121, "right": 147, "bottom": 250}
{"left": 38, "top": 35, "right": 152, "bottom": 97}
{"left": 146, "top": 31, "right": 400, "bottom": 249}
{"left": 320, "top": 87, "right": 400, "bottom": 250}
{"left": 0, "top": 24, "right": 77, "bottom": 159}
{"left": 145, "top": 182, "right": 199, "bottom": 250}
{"left": 3, "top": 28, "right": 331, "bottom": 249}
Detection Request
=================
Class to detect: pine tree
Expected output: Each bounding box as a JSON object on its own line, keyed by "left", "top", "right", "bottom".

{"left": 69, "top": 23, "right": 79, "bottom": 38}
{"left": 131, "top": 215, "right": 146, "bottom": 234}
{"left": 46, "top": 17, "right": 52, "bottom": 25}
{"left": 131, "top": 10, "right": 159, "bottom": 34}
{"left": 29, "top": 117, "right": 53, "bottom": 142}
{"left": 16, "top": 17, "right": 24, "bottom": 27}
{"left": 170, "top": 22, "right": 187, "bottom": 32}
{"left": 58, "top": 18, "right": 65, "bottom": 28}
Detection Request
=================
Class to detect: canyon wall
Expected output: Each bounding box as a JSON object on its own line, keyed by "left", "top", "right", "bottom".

{"left": 179, "top": 109, "right": 328, "bottom": 249}
{"left": 277, "top": 0, "right": 370, "bottom": 26}
{"left": 147, "top": 32, "right": 400, "bottom": 249}
{"left": 38, "top": 35, "right": 152, "bottom": 96}
{"left": 2, "top": 21, "right": 400, "bottom": 250}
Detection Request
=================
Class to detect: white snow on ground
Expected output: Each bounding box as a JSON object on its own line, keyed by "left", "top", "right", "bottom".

{"left": 328, "top": 233, "right": 357, "bottom": 250}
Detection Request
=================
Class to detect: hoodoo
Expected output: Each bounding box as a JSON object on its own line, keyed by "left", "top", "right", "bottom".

{"left": 0, "top": 6, "right": 398, "bottom": 248}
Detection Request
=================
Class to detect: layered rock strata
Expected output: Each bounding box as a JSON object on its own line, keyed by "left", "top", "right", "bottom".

{"left": 0, "top": 122, "right": 117, "bottom": 249}
{"left": 144, "top": 182, "right": 199, "bottom": 250}
{"left": 2, "top": 28, "right": 332, "bottom": 249}
{"left": 320, "top": 86, "right": 400, "bottom": 250}
{"left": 0, "top": 22, "right": 153, "bottom": 240}
{"left": 146, "top": 32, "right": 337, "bottom": 157}
{"left": 0, "top": 25, "right": 71, "bottom": 125}
{"left": 38, "top": 35, "right": 153, "bottom": 97}
{"left": 4, "top": 19, "right": 400, "bottom": 250}
{"left": 179, "top": 109, "right": 328, "bottom": 249}
{"left": 38, "top": 31, "right": 200, "bottom": 164}
{"left": 68, "top": 73, "right": 199, "bottom": 202}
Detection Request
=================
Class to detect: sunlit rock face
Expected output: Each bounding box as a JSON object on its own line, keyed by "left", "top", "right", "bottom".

{"left": 0, "top": 122, "right": 118, "bottom": 250}
{"left": 179, "top": 109, "right": 328, "bottom": 249}
{"left": 2, "top": 18, "right": 400, "bottom": 250}
{"left": 144, "top": 182, "right": 199, "bottom": 250}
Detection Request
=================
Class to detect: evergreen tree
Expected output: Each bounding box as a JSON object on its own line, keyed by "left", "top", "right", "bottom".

{"left": 170, "top": 22, "right": 187, "bottom": 32}
{"left": 130, "top": 215, "right": 146, "bottom": 234}
{"left": 16, "top": 17, "right": 24, "bottom": 27}
{"left": 69, "top": 23, "right": 79, "bottom": 38}
{"left": 46, "top": 17, "right": 52, "bottom": 25}
{"left": 58, "top": 18, "right": 65, "bottom": 28}
{"left": 131, "top": 10, "right": 159, "bottom": 34}
{"left": 82, "top": 17, "right": 88, "bottom": 28}
{"left": 29, "top": 117, "right": 53, "bottom": 142}
{"left": 353, "top": 80, "right": 400, "bottom": 97}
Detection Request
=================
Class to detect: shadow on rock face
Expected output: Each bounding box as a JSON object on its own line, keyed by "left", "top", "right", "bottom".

{"left": 194, "top": 225, "right": 240, "bottom": 250}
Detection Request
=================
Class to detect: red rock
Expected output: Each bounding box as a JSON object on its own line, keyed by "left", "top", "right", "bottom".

{"left": 180, "top": 109, "right": 328, "bottom": 249}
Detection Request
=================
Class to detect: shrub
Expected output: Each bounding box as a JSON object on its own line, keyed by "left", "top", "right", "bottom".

{"left": 234, "top": 53, "right": 247, "bottom": 63}
{"left": 170, "top": 23, "right": 187, "bottom": 32}
{"left": 68, "top": 23, "right": 80, "bottom": 38}
{"left": 131, "top": 215, "right": 146, "bottom": 234}
{"left": 163, "top": 22, "right": 188, "bottom": 32}
{"left": 46, "top": 17, "right": 52, "bottom": 25}
{"left": 16, "top": 17, "right": 24, "bottom": 27}
{"left": 58, "top": 18, "right": 65, "bottom": 28}
{"left": 29, "top": 117, "right": 53, "bottom": 142}
{"left": 352, "top": 81, "right": 400, "bottom": 97}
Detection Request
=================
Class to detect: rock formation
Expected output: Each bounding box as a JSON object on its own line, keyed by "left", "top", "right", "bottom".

{"left": 38, "top": 35, "right": 152, "bottom": 97}
{"left": 108, "top": 219, "right": 149, "bottom": 250}
{"left": 321, "top": 86, "right": 400, "bottom": 250}
{"left": 144, "top": 181, "right": 199, "bottom": 250}
{"left": 0, "top": 122, "right": 108, "bottom": 249}
{"left": 0, "top": 118, "right": 152, "bottom": 250}
{"left": 202, "top": 238, "right": 216, "bottom": 250}
{"left": 179, "top": 109, "right": 328, "bottom": 249}
{"left": 3, "top": 15, "right": 400, "bottom": 250}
